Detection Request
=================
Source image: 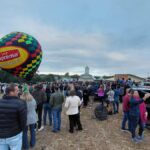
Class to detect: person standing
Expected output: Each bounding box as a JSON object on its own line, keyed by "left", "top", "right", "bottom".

{"left": 82, "top": 85, "right": 89, "bottom": 107}
{"left": 43, "top": 85, "right": 52, "bottom": 126}
{"left": 107, "top": 86, "right": 115, "bottom": 115}
{"left": 88, "top": 83, "right": 95, "bottom": 106}
{"left": 121, "top": 89, "right": 131, "bottom": 131}
{"left": 0, "top": 84, "right": 27, "bottom": 150}
{"left": 137, "top": 100, "right": 148, "bottom": 141}
{"left": 97, "top": 85, "right": 105, "bottom": 106}
{"left": 119, "top": 85, "right": 124, "bottom": 103}
{"left": 113, "top": 85, "right": 120, "bottom": 114}
{"left": 129, "top": 90, "right": 150, "bottom": 143}
{"left": 32, "top": 84, "right": 46, "bottom": 131}
{"left": 21, "top": 84, "right": 37, "bottom": 150}
{"left": 50, "top": 87, "right": 64, "bottom": 133}
{"left": 75, "top": 86, "right": 83, "bottom": 125}
{"left": 65, "top": 90, "right": 83, "bottom": 133}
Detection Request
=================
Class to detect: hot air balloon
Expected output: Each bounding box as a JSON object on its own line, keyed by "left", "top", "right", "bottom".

{"left": 0, "top": 32, "right": 42, "bottom": 80}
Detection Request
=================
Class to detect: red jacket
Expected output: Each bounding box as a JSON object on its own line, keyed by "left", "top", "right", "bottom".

{"left": 139, "top": 102, "right": 147, "bottom": 124}
{"left": 122, "top": 94, "right": 130, "bottom": 112}
{"left": 134, "top": 96, "right": 147, "bottom": 124}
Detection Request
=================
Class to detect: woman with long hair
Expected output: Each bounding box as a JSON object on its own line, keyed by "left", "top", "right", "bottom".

{"left": 20, "top": 84, "right": 37, "bottom": 150}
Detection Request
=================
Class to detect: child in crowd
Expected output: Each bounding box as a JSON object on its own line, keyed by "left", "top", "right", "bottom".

{"left": 107, "top": 86, "right": 114, "bottom": 115}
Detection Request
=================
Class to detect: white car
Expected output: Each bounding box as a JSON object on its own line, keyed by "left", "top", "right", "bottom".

{"left": 140, "top": 82, "right": 150, "bottom": 89}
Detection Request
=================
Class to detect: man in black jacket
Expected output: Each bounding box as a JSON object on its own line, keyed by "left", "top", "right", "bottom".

{"left": 0, "top": 83, "right": 27, "bottom": 150}
{"left": 32, "top": 84, "right": 46, "bottom": 131}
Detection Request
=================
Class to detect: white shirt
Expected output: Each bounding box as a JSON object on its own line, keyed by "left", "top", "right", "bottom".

{"left": 65, "top": 96, "right": 81, "bottom": 115}
{"left": 107, "top": 90, "right": 114, "bottom": 102}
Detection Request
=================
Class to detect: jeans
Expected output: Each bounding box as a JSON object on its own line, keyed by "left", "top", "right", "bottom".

{"left": 36, "top": 104, "right": 43, "bottom": 129}
{"left": 23, "top": 124, "right": 36, "bottom": 150}
{"left": 113, "top": 101, "right": 119, "bottom": 113}
{"left": 129, "top": 115, "right": 139, "bottom": 138}
{"left": 121, "top": 111, "right": 130, "bottom": 130}
{"left": 63, "top": 90, "right": 67, "bottom": 97}
{"left": 0, "top": 132, "right": 22, "bottom": 150}
{"left": 43, "top": 103, "right": 52, "bottom": 126}
{"left": 119, "top": 95, "right": 123, "bottom": 103}
{"left": 139, "top": 121, "right": 145, "bottom": 136}
{"left": 52, "top": 107, "right": 62, "bottom": 131}
{"left": 83, "top": 95, "right": 89, "bottom": 106}
{"left": 89, "top": 96, "right": 94, "bottom": 105}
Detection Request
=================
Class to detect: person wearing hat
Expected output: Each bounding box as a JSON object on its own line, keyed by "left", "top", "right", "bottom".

{"left": 20, "top": 84, "right": 37, "bottom": 150}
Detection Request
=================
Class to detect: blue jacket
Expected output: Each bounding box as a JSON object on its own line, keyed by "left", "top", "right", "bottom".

{"left": 114, "top": 89, "right": 120, "bottom": 101}
{"left": 129, "top": 97, "right": 144, "bottom": 117}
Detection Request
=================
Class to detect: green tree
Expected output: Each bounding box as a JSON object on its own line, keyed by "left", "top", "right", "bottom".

{"left": 64, "top": 72, "right": 69, "bottom": 77}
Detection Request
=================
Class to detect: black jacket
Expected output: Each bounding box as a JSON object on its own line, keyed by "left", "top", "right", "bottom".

{"left": 32, "top": 89, "right": 46, "bottom": 105}
{"left": 0, "top": 96, "right": 27, "bottom": 138}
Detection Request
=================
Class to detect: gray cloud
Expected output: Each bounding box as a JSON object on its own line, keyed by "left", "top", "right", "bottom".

{"left": 0, "top": 18, "right": 150, "bottom": 77}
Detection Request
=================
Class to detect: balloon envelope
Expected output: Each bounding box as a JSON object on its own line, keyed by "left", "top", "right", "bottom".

{"left": 0, "top": 32, "right": 42, "bottom": 80}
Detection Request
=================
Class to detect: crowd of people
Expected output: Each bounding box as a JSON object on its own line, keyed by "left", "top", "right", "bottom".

{"left": 0, "top": 78, "right": 149, "bottom": 149}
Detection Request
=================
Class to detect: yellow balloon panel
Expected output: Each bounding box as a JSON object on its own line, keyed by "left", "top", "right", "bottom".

{"left": 0, "top": 46, "right": 29, "bottom": 69}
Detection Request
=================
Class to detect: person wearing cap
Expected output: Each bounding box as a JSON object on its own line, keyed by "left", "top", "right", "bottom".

{"left": 0, "top": 83, "right": 27, "bottom": 150}
{"left": 20, "top": 84, "right": 37, "bottom": 150}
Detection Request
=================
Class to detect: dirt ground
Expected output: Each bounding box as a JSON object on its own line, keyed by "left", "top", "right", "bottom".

{"left": 33, "top": 103, "right": 150, "bottom": 150}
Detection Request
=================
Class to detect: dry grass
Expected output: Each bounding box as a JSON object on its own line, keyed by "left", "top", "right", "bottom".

{"left": 33, "top": 103, "right": 150, "bottom": 150}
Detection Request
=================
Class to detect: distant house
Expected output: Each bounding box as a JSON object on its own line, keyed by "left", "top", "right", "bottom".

{"left": 104, "top": 76, "right": 115, "bottom": 82}
{"left": 114, "top": 74, "right": 144, "bottom": 83}
{"left": 103, "top": 74, "right": 144, "bottom": 83}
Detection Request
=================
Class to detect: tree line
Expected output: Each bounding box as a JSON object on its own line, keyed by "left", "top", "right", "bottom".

{"left": 0, "top": 70, "right": 80, "bottom": 83}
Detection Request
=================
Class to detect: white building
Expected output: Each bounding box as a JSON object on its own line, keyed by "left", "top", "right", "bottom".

{"left": 79, "top": 66, "right": 95, "bottom": 82}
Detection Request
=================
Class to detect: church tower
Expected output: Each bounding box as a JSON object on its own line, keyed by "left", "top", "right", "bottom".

{"left": 85, "top": 66, "right": 89, "bottom": 75}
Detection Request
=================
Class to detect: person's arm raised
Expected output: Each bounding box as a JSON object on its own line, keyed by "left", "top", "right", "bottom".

{"left": 143, "top": 93, "right": 150, "bottom": 101}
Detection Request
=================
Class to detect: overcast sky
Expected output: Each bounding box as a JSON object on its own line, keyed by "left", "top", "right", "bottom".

{"left": 0, "top": 0, "right": 150, "bottom": 77}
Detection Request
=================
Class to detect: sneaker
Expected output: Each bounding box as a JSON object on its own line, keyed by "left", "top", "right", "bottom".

{"left": 121, "top": 128, "right": 127, "bottom": 132}
{"left": 52, "top": 130, "right": 58, "bottom": 133}
{"left": 38, "top": 126, "right": 44, "bottom": 132}
{"left": 57, "top": 128, "right": 61, "bottom": 131}
{"left": 121, "top": 128, "right": 130, "bottom": 133}
{"left": 136, "top": 135, "right": 144, "bottom": 141}
{"left": 76, "top": 128, "right": 83, "bottom": 131}
{"left": 69, "top": 130, "right": 74, "bottom": 133}
{"left": 132, "top": 137, "right": 140, "bottom": 144}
